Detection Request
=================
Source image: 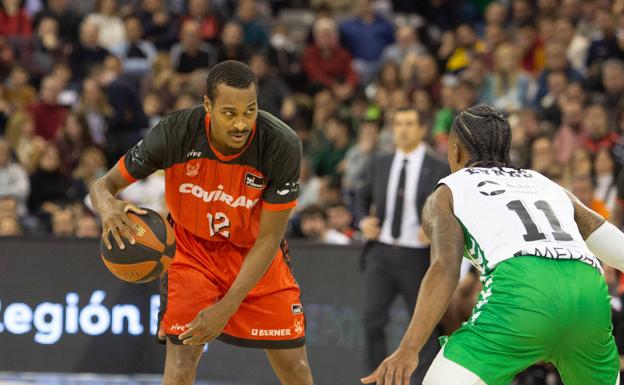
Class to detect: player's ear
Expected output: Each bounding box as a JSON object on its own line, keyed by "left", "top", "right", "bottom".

{"left": 203, "top": 95, "right": 212, "bottom": 114}
{"left": 452, "top": 143, "right": 461, "bottom": 165}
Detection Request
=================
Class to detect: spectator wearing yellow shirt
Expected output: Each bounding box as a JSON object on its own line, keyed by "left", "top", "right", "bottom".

{"left": 445, "top": 23, "right": 486, "bottom": 73}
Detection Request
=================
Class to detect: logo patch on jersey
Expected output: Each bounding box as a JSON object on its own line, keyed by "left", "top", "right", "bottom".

{"left": 179, "top": 183, "right": 259, "bottom": 209}
{"left": 277, "top": 181, "right": 299, "bottom": 196}
{"left": 291, "top": 304, "right": 303, "bottom": 314}
{"left": 245, "top": 172, "right": 264, "bottom": 189}
{"left": 477, "top": 180, "right": 506, "bottom": 196}
{"left": 293, "top": 319, "right": 304, "bottom": 335}
{"left": 186, "top": 161, "right": 200, "bottom": 177}
{"left": 186, "top": 149, "right": 202, "bottom": 158}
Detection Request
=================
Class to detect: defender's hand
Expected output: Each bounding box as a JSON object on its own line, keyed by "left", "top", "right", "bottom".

{"left": 179, "top": 302, "right": 233, "bottom": 345}
{"left": 100, "top": 200, "right": 147, "bottom": 250}
{"left": 361, "top": 216, "right": 381, "bottom": 240}
{"left": 361, "top": 347, "right": 419, "bottom": 385}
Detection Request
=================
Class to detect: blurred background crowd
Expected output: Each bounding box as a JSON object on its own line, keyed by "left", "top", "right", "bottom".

{"left": 1, "top": 0, "right": 624, "bottom": 242}
{"left": 3, "top": 0, "right": 624, "bottom": 381}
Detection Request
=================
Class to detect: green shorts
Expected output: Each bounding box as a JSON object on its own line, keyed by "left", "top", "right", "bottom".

{"left": 443, "top": 256, "right": 619, "bottom": 385}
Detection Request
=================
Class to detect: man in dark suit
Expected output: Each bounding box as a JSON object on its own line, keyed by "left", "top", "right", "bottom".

{"left": 355, "top": 107, "right": 450, "bottom": 384}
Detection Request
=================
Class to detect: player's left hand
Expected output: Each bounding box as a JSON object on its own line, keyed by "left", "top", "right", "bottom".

{"left": 360, "top": 347, "right": 419, "bottom": 385}
{"left": 179, "top": 303, "right": 232, "bottom": 345}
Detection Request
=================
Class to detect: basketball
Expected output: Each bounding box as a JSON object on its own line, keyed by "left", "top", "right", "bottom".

{"left": 100, "top": 208, "right": 175, "bottom": 283}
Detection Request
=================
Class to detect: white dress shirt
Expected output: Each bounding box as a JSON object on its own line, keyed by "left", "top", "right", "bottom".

{"left": 379, "top": 144, "right": 427, "bottom": 249}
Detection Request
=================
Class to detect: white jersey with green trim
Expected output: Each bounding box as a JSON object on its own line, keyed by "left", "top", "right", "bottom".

{"left": 438, "top": 167, "right": 601, "bottom": 275}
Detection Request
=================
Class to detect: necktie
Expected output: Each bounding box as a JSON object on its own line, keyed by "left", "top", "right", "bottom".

{"left": 391, "top": 158, "right": 408, "bottom": 239}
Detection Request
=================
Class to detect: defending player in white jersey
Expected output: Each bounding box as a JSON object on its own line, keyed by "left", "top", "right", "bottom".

{"left": 362, "top": 105, "right": 624, "bottom": 385}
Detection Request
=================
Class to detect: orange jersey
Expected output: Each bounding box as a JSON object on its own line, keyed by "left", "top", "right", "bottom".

{"left": 118, "top": 107, "right": 301, "bottom": 248}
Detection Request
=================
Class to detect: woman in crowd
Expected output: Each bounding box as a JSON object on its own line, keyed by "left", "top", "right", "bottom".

{"left": 75, "top": 78, "right": 111, "bottom": 148}
{"left": 4, "top": 110, "right": 45, "bottom": 173}
{"left": 68, "top": 146, "right": 107, "bottom": 203}
{"left": 27, "top": 145, "right": 72, "bottom": 226}
{"left": 481, "top": 42, "right": 532, "bottom": 113}
{"left": 84, "top": 0, "right": 126, "bottom": 50}
{"left": 54, "top": 112, "right": 93, "bottom": 174}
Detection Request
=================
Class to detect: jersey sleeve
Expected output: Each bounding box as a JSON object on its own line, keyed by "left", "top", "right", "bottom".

{"left": 117, "top": 118, "right": 171, "bottom": 183}
{"left": 262, "top": 138, "right": 302, "bottom": 211}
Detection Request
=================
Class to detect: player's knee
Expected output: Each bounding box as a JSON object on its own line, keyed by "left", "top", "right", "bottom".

{"left": 162, "top": 372, "right": 194, "bottom": 385}
{"left": 281, "top": 358, "right": 313, "bottom": 384}
{"left": 163, "top": 354, "right": 200, "bottom": 385}
{"left": 162, "top": 366, "right": 196, "bottom": 385}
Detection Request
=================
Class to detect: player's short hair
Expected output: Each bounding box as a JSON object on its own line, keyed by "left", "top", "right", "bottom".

{"left": 450, "top": 104, "right": 516, "bottom": 169}
{"left": 205, "top": 60, "right": 258, "bottom": 102}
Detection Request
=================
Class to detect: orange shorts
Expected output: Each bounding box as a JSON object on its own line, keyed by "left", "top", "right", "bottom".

{"left": 159, "top": 223, "right": 305, "bottom": 349}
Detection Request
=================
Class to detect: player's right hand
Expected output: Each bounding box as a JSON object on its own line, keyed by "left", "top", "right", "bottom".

{"left": 361, "top": 347, "right": 419, "bottom": 385}
{"left": 99, "top": 199, "right": 147, "bottom": 250}
{"left": 361, "top": 216, "right": 381, "bottom": 240}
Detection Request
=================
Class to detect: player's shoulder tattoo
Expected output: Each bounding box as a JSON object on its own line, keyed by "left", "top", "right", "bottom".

{"left": 563, "top": 188, "right": 605, "bottom": 239}
{"left": 423, "top": 184, "right": 465, "bottom": 262}
{"left": 422, "top": 185, "right": 454, "bottom": 236}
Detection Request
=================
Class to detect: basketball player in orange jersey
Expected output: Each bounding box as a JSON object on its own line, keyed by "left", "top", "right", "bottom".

{"left": 90, "top": 60, "right": 314, "bottom": 385}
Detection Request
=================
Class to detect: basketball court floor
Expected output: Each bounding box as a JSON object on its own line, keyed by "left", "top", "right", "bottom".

{"left": 0, "top": 373, "right": 244, "bottom": 385}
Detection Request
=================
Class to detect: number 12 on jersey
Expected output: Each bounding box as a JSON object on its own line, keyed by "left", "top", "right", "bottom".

{"left": 506, "top": 200, "right": 574, "bottom": 242}
{"left": 207, "top": 212, "right": 230, "bottom": 238}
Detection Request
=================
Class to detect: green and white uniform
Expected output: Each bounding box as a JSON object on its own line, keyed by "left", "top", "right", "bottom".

{"left": 437, "top": 167, "right": 619, "bottom": 385}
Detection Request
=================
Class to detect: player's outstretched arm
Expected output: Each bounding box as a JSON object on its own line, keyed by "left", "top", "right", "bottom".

{"left": 180, "top": 207, "right": 293, "bottom": 345}
{"left": 361, "top": 185, "right": 464, "bottom": 385}
{"left": 565, "top": 189, "right": 624, "bottom": 272}
{"left": 90, "top": 165, "right": 146, "bottom": 250}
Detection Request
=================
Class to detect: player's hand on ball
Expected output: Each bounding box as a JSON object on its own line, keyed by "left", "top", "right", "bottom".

{"left": 100, "top": 199, "right": 147, "bottom": 250}
{"left": 360, "top": 347, "right": 419, "bottom": 385}
{"left": 179, "top": 303, "right": 231, "bottom": 345}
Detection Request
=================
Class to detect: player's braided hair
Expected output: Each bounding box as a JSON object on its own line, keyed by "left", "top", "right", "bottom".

{"left": 450, "top": 105, "right": 516, "bottom": 169}
{"left": 205, "top": 60, "right": 258, "bottom": 102}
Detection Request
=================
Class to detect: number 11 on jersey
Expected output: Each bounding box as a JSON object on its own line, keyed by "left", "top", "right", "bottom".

{"left": 506, "top": 200, "right": 574, "bottom": 242}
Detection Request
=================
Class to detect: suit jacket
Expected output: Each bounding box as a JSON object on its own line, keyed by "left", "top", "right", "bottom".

{"left": 355, "top": 147, "right": 451, "bottom": 254}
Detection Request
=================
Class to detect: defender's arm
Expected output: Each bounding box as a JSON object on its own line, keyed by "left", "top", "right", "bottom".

{"left": 399, "top": 184, "right": 465, "bottom": 351}
{"left": 565, "top": 189, "right": 624, "bottom": 272}
{"left": 361, "top": 185, "right": 464, "bottom": 385}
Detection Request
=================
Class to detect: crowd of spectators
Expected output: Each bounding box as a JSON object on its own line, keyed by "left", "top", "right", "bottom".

{"left": 1, "top": 0, "right": 624, "bottom": 245}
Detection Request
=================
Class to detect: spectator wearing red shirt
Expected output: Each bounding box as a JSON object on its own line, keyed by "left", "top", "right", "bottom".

{"left": 0, "top": 0, "right": 32, "bottom": 38}
{"left": 516, "top": 21, "right": 545, "bottom": 76}
{"left": 183, "top": 0, "right": 224, "bottom": 44}
{"left": 303, "top": 17, "right": 358, "bottom": 101}
{"left": 27, "top": 75, "right": 68, "bottom": 140}
{"left": 582, "top": 104, "right": 619, "bottom": 153}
